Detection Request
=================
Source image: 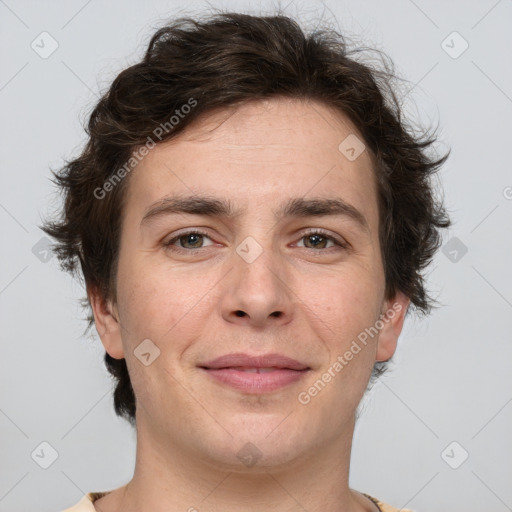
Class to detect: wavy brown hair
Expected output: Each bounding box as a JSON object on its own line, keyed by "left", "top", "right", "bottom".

{"left": 43, "top": 12, "right": 450, "bottom": 427}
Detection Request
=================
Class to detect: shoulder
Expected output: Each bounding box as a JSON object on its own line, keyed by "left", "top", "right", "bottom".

{"left": 61, "top": 492, "right": 109, "bottom": 511}
{"left": 363, "top": 493, "right": 415, "bottom": 512}
{"left": 60, "top": 491, "right": 411, "bottom": 512}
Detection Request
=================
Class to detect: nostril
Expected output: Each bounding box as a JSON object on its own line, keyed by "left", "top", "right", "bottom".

{"left": 234, "top": 311, "right": 282, "bottom": 318}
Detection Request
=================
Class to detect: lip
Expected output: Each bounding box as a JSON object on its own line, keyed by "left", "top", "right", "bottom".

{"left": 199, "top": 353, "right": 309, "bottom": 371}
{"left": 198, "top": 353, "right": 311, "bottom": 394}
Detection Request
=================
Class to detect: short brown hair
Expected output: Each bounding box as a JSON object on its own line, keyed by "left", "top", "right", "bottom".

{"left": 43, "top": 12, "right": 450, "bottom": 426}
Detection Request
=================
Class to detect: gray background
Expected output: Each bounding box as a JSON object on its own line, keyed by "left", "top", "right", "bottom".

{"left": 1, "top": 0, "right": 511, "bottom": 511}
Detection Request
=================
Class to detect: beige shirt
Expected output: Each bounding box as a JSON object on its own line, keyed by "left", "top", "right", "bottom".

{"left": 62, "top": 491, "right": 414, "bottom": 512}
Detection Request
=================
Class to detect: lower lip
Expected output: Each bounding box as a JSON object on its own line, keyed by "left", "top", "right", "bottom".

{"left": 200, "top": 368, "right": 309, "bottom": 393}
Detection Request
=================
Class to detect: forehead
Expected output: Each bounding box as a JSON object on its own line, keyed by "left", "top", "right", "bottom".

{"left": 123, "top": 97, "right": 379, "bottom": 229}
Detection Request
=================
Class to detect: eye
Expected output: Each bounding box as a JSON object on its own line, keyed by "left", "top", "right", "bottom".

{"left": 164, "top": 230, "right": 215, "bottom": 250}
{"left": 163, "top": 229, "right": 348, "bottom": 253}
{"left": 296, "top": 230, "right": 347, "bottom": 251}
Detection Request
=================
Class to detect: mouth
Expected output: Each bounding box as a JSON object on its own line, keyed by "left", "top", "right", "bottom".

{"left": 199, "top": 367, "right": 310, "bottom": 393}
{"left": 198, "top": 353, "right": 311, "bottom": 393}
{"left": 220, "top": 367, "right": 293, "bottom": 373}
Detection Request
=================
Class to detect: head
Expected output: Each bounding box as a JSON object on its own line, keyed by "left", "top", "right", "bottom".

{"left": 44, "top": 11, "right": 450, "bottom": 457}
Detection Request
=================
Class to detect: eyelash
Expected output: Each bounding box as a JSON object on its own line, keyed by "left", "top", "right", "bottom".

{"left": 163, "top": 229, "right": 348, "bottom": 253}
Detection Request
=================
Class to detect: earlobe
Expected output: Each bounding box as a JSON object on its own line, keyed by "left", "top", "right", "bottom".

{"left": 375, "top": 291, "right": 411, "bottom": 362}
{"left": 88, "top": 285, "right": 125, "bottom": 360}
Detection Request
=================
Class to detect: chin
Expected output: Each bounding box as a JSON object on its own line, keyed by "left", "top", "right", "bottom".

{"left": 201, "top": 417, "right": 313, "bottom": 470}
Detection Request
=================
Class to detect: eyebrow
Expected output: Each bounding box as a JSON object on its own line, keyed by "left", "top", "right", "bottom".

{"left": 140, "top": 195, "right": 369, "bottom": 231}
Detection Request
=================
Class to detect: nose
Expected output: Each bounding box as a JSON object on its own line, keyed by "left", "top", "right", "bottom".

{"left": 220, "top": 242, "right": 293, "bottom": 329}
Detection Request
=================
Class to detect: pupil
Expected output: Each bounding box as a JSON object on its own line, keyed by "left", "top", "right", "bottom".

{"left": 184, "top": 234, "right": 202, "bottom": 248}
{"left": 308, "top": 235, "right": 325, "bottom": 248}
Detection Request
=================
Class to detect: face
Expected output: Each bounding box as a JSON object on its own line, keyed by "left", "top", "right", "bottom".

{"left": 91, "top": 97, "right": 409, "bottom": 470}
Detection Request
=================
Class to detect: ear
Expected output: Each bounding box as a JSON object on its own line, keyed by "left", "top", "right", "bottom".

{"left": 375, "top": 291, "right": 411, "bottom": 362}
{"left": 88, "top": 284, "right": 125, "bottom": 359}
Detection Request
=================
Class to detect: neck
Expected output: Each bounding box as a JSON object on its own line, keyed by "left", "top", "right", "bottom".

{"left": 96, "top": 415, "right": 375, "bottom": 512}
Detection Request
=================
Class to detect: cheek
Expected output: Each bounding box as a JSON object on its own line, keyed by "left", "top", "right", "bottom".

{"left": 114, "top": 268, "right": 201, "bottom": 408}
{"left": 115, "top": 260, "right": 224, "bottom": 391}
{"left": 115, "top": 261, "right": 187, "bottom": 344}
{"left": 307, "top": 268, "right": 382, "bottom": 332}
{"left": 301, "top": 269, "right": 384, "bottom": 387}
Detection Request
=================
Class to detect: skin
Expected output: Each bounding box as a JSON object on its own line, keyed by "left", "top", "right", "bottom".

{"left": 90, "top": 97, "right": 410, "bottom": 512}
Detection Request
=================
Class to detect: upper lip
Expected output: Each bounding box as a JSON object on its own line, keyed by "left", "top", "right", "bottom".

{"left": 199, "top": 353, "right": 310, "bottom": 371}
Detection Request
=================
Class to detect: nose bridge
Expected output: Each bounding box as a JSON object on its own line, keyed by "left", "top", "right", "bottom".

{"left": 222, "top": 233, "right": 292, "bottom": 326}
